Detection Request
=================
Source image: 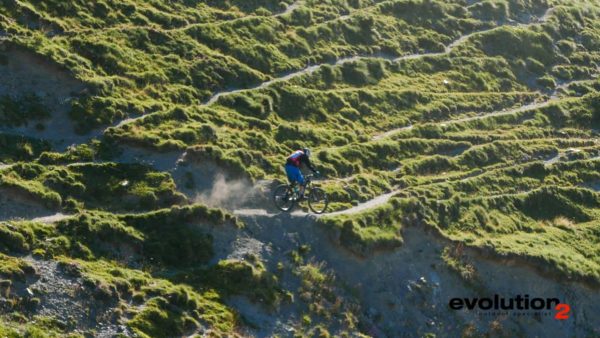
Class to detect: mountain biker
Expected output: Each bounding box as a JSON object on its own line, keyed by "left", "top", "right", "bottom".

{"left": 285, "top": 147, "right": 319, "bottom": 199}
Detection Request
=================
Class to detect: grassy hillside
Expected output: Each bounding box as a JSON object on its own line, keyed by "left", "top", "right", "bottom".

{"left": 1, "top": 0, "right": 600, "bottom": 335}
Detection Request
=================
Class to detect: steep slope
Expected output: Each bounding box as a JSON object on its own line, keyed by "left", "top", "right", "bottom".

{"left": 0, "top": 0, "right": 600, "bottom": 336}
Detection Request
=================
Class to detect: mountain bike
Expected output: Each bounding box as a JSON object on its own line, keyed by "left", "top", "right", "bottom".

{"left": 273, "top": 174, "right": 329, "bottom": 214}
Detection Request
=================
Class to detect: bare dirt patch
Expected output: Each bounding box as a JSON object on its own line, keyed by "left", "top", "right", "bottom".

{"left": 0, "top": 43, "right": 87, "bottom": 150}
{"left": 0, "top": 188, "right": 55, "bottom": 222}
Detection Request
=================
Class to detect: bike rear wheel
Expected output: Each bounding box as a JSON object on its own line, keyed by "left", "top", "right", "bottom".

{"left": 308, "top": 187, "right": 328, "bottom": 214}
{"left": 273, "top": 184, "right": 296, "bottom": 212}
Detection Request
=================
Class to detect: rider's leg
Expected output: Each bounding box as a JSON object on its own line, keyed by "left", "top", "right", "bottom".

{"left": 286, "top": 164, "right": 303, "bottom": 198}
{"left": 297, "top": 172, "right": 306, "bottom": 198}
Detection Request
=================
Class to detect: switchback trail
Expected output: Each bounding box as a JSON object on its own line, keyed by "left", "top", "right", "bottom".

{"left": 112, "top": 7, "right": 555, "bottom": 130}
{"left": 2, "top": 75, "right": 590, "bottom": 225}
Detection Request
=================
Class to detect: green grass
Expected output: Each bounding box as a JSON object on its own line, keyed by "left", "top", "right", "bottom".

{"left": 1, "top": 162, "right": 187, "bottom": 212}
{"left": 0, "top": 204, "right": 244, "bottom": 335}
{"left": 2, "top": 0, "right": 600, "bottom": 334}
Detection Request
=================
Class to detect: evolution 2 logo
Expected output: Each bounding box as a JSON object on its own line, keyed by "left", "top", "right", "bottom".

{"left": 449, "top": 294, "right": 571, "bottom": 320}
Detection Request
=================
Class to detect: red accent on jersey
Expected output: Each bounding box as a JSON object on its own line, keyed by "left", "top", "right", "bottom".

{"left": 288, "top": 150, "right": 304, "bottom": 167}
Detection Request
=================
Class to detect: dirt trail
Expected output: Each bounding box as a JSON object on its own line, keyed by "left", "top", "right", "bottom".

{"left": 30, "top": 213, "right": 71, "bottom": 224}
{"left": 450, "top": 99, "right": 553, "bottom": 124}
{"left": 203, "top": 56, "right": 365, "bottom": 106}
{"left": 552, "top": 76, "right": 599, "bottom": 98}
{"left": 371, "top": 124, "right": 414, "bottom": 141}
{"left": 326, "top": 190, "right": 398, "bottom": 216}
{"left": 372, "top": 99, "right": 546, "bottom": 140}
{"left": 395, "top": 7, "right": 553, "bottom": 62}
{"left": 274, "top": 0, "right": 303, "bottom": 17}
{"left": 230, "top": 181, "right": 401, "bottom": 220}
{"left": 544, "top": 153, "right": 562, "bottom": 166}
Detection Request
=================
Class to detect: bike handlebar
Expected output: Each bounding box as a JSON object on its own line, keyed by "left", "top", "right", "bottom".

{"left": 305, "top": 173, "right": 323, "bottom": 181}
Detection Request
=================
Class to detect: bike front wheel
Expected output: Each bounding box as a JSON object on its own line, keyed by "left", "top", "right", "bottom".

{"left": 273, "top": 184, "right": 296, "bottom": 212}
{"left": 307, "top": 187, "right": 328, "bottom": 214}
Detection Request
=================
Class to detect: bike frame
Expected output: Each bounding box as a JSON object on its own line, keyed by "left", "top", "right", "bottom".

{"left": 274, "top": 173, "right": 327, "bottom": 213}
{"left": 292, "top": 174, "right": 315, "bottom": 195}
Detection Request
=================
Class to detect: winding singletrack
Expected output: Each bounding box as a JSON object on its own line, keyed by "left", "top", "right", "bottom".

{"left": 111, "top": 7, "right": 555, "bottom": 130}
{"left": 2, "top": 6, "right": 576, "bottom": 222}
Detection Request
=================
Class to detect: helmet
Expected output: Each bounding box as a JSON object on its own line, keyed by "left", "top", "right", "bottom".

{"left": 303, "top": 147, "right": 311, "bottom": 158}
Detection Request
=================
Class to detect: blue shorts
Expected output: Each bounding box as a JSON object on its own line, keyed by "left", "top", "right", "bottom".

{"left": 285, "top": 164, "right": 304, "bottom": 185}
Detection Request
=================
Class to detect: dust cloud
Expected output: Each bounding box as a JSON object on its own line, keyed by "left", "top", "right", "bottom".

{"left": 194, "top": 173, "right": 257, "bottom": 208}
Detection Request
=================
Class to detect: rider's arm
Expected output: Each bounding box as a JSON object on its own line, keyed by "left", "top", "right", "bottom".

{"left": 303, "top": 154, "right": 317, "bottom": 173}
